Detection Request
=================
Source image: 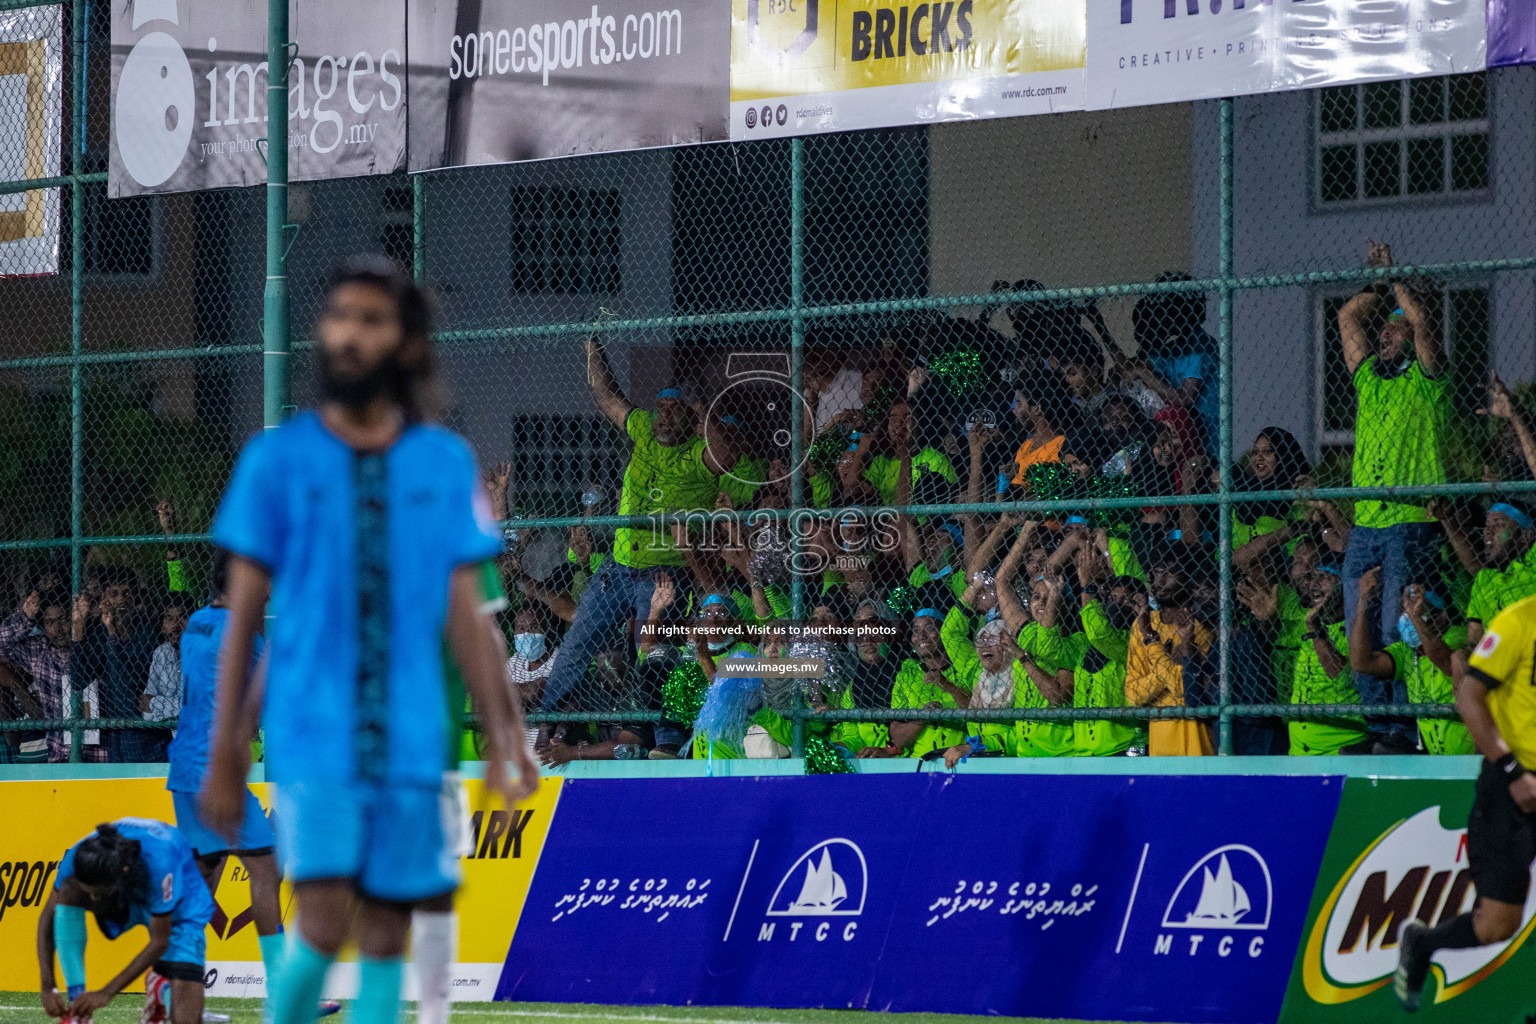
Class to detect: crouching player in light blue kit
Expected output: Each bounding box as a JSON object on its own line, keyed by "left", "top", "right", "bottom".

{"left": 36, "top": 820, "right": 214, "bottom": 1024}
{"left": 198, "top": 258, "right": 538, "bottom": 1024}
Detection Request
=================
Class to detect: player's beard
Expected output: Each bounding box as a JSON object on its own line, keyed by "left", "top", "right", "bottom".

{"left": 318, "top": 345, "right": 405, "bottom": 412}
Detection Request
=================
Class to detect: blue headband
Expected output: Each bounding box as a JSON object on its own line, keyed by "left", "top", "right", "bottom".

{"left": 655, "top": 388, "right": 684, "bottom": 401}
{"left": 1065, "top": 515, "right": 1090, "bottom": 526}
{"left": 940, "top": 523, "right": 965, "bottom": 550}
{"left": 718, "top": 414, "right": 742, "bottom": 426}
{"left": 701, "top": 593, "right": 730, "bottom": 609}
{"left": 1490, "top": 503, "right": 1535, "bottom": 531}
{"left": 914, "top": 607, "right": 943, "bottom": 621}
{"left": 1388, "top": 308, "right": 1407, "bottom": 322}
{"left": 1315, "top": 563, "right": 1341, "bottom": 577}
{"left": 1422, "top": 588, "right": 1447, "bottom": 610}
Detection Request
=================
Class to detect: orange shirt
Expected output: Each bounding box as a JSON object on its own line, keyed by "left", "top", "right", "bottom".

{"left": 1011, "top": 434, "right": 1065, "bottom": 486}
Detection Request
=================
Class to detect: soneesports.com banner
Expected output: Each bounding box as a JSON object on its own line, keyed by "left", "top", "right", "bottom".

{"left": 0, "top": 776, "right": 561, "bottom": 998}
{"left": 502, "top": 774, "right": 1338, "bottom": 1023}
{"left": 729, "top": 0, "right": 1086, "bottom": 140}
{"left": 407, "top": 0, "right": 730, "bottom": 170}
{"left": 1086, "top": 0, "right": 1487, "bottom": 111}
{"left": 110, "top": 0, "right": 407, "bottom": 196}
{"left": 1278, "top": 776, "right": 1536, "bottom": 1024}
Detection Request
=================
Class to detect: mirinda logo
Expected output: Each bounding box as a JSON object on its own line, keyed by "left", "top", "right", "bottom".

{"left": 1302, "top": 807, "right": 1536, "bottom": 1007}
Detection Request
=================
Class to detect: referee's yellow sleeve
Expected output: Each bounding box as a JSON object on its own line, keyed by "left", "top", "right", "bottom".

{"left": 1469, "top": 607, "right": 1527, "bottom": 688}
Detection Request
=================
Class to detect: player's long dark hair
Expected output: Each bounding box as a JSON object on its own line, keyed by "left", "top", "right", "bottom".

{"left": 329, "top": 257, "right": 445, "bottom": 425}
{"left": 73, "top": 823, "right": 151, "bottom": 928}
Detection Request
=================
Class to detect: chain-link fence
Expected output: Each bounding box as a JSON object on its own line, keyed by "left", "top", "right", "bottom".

{"left": 1, "top": 0, "right": 1533, "bottom": 765}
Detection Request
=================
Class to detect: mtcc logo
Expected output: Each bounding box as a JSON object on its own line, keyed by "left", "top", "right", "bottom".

{"left": 757, "top": 839, "right": 866, "bottom": 943}
{"left": 747, "top": 0, "right": 818, "bottom": 61}
{"left": 1154, "top": 844, "right": 1272, "bottom": 959}
{"left": 114, "top": 0, "right": 194, "bottom": 187}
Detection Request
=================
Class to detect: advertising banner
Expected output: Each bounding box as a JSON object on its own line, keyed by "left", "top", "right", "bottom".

{"left": 1489, "top": 0, "right": 1535, "bottom": 68}
{"left": 407, "top": 0, "right": 730, "bottom": 171}
{"left": 728, "top": 0, "right": 1085, "bottom": 141}
{"left": 0, "top": 776, "right": 560, "bottom": 999}
{"left": 0, "top": 4, "right": 60, "bottom": 277}
{"left": 502, "top": 773, "right": 1339, "bottom": 1024}
{"left": 1085, "top": 0, "right": 1486, "bottom": 111}
{"left": 1279, "top": 777, "right": 1536, "bottom": 1024}
{"left": 109, "top": 0, "right": 407, "bottom": 197}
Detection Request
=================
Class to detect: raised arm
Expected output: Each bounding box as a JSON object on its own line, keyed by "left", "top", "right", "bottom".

{"left": 585, "top": 338, "right": 634, "bottom": 430}
{"left": 1337, "top": 290, "right": 1381, "bottom": 379}
{"left": 993, "top": 521, "right": 1036, "bottom": 637}
{"left": 1427, "top": 500, "right": 1484, "bottom": 577}
{"left": 1405, "top": 584, "right": 1455, "bottom": 678}
{"left": 1483, "top": 375, "right": 1536, "bottom": 480}
{"left": 1393, "top": 279, "right": 1442, "bottom": 377}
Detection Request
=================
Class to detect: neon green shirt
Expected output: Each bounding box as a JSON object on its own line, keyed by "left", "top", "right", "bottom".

{"left": 732, "top": 585, "right": 792, "bottom": 623}
{"left": 615, "top": 409, "right": 721, "bottom": 568}
{"left": 1468, "top": 541, "right": 1536, "bottom": 625}
{"left": 1271, "top": 584, "right": 1308, "bottom": 703}
{"left": 1106, "top": 535, "right": 1147, "bottom": 583}
{"left": 908, "top": 562, "right": 968, "bottom": 601}
{"left": 719, "top": 457, "right": 765, "bottom": 509}
{"left": 1073, "top": 599, "right": 1144, "bottom": 756}
{"left": 453, "top": 560, "right": 511, "bottom": 765}
{"left": 863, "top": 448, "right": 957, "bottom": 506}
{"left": 891, "top": 657, "right": 968, "bottom": 757}
{"left": 1350, "top": 357, "right": 1447, "bottom": 528}
{"left": 1288, "top": 621, "right": 1366, "bottom": 755}
{"left": 1387, "top": 625, "right": 1473, "bottom": 755}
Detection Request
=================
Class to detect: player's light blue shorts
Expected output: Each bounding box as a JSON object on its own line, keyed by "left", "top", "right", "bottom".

{"left": 171, "top": 788, "right": 275, "bottom": 858}
{"left": 271, "top": 780, "right": 461, "bottom": 903}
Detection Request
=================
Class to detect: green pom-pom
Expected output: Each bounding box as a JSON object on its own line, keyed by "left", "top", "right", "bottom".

{"left": 862, "top": 382, "right": 900, "bottom": 425}
{"left": 886, "top": 583, "right": 915, "bottom": 617}
{"left": 929, "top": 349, "right": 987, "bottom": 398}
{"left": 662, "top": 662, "right": 709, "bottom": 723}
{"left": 804, "top": 735, "right": 854, "bottom": 775}
{"left": 1088, "top": 474, "right": 1137, "bottom": 527}
{"left": 807, "top": 424, "right": 851, "bottom": 476}
{"left": 1025, "top": 462, "right": 1079, "bottom": 503}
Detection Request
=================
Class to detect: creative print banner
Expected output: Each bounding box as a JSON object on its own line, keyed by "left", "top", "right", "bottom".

{"left": 110, "top": 0, "right": 407, "bottom": 196}
{"left": 0, "top": 776, "right": 560, "bottom": 998}
{"left": 407, "top": 0, "right": 730, "bottom": 170}
{"left": 1488, "top": 0, "right": 1535, "bottom": 68}
{"left": 728, "top": 0, "right": 1086, "bottom": 140}
{"left": 1085, "top": 0, "right": 1487, "bottom": 111}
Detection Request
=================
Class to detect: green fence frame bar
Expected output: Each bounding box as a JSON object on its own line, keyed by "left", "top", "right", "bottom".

{"left": 1216, "top": 97, "right": 1236, "bottom": 755}
{"left": 262, "top": 0, "right": 290, "bottom": 433}
{"left": 67, "top": 0, "right": 84, "bottom": 760}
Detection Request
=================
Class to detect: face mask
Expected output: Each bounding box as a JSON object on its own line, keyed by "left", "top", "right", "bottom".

{"left": 931, "top": 564, "right": 954, "bottom": 580}
{"left": 1397, "top": 613, "right": 1421, "bottom": 650}
{"left": 984, "top": 606, "right": 1000, "bottom": 623}
{"left": 513, "top": 632, "right": 546, "bottom": 661}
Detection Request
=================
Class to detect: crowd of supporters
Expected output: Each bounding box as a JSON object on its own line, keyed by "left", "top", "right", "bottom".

{"left": 1, "top": 241, "right": 1531, "bottom": 764}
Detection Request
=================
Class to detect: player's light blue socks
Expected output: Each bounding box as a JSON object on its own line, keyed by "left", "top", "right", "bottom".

{"left": 54, "top": 904, "right": 87, "bottom": 1000}
{"left": 258, "top": 932, "right": 284, "bottom": 977}
{"left": 269, "top": 934, "right": 335, "bottom": 1024}
{"left": 352, "top": 956, "right": 403, "bottom": 1024}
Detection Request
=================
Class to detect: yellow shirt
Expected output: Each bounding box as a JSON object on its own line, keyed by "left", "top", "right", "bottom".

{"left": 1125, "top": 613, "right": 1215, "bottom": 757}
{"left": 1466, "top": 594, "right": 1536, "bottom": 770}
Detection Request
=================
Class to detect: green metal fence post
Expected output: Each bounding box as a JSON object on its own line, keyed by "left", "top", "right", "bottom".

{"left": 68, "top": 0, "right": 83, "bottom": 599}
{"left": 412, "top": 174, "right": 425, "bottom": 284}
{"left": 789, "top": 137, "right": 807, "bottom": 759}
{"left": 67, "top": 0, "right": 84, "bottom": 760}
{"left": 262, "top": 0, "right": 290, "bottom": 432}
{"left": 1216, "top": 98, "right": 1235, "bottom": 755}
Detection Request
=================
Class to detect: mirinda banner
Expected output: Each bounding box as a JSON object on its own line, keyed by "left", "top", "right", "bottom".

{"left": 729, "top": 0, "right": 1085, "bottom": 140}
{"left": 0, "top": 776, "right": 560, "bottom": 999}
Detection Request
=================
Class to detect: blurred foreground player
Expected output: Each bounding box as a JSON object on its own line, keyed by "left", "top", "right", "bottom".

{"left": 200, "top": 258, "right": 538, "bottom": 1024}
{"left": 36, "top": 820, "right": 214, "bottom": 1024}
{"left": 1394, "top": 594, "right": 1536, "bottom": 1011}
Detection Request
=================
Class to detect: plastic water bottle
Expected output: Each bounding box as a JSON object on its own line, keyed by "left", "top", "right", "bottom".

{"left": 613, "top": 744, "right": 649, "bottom": 760}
